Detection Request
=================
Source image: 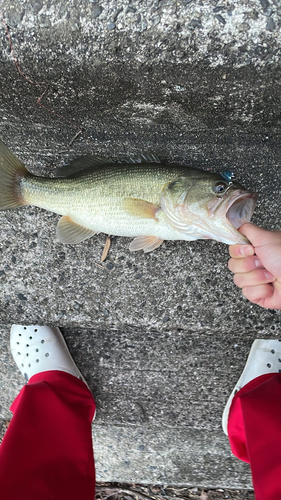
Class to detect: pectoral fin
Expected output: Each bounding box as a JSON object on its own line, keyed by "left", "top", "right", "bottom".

{"left": 57, "top": 216, "right": 96, "bottom": 244}
{"left": 124, "top": 198, "right": 160, "bottom": 219}
{"left": 129, "top": 235, "right": 164, "bottom": 253}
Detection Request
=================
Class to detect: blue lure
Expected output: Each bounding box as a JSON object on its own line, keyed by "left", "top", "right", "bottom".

{"left": 220, "top": 170, "right": 235, "bottom": 183}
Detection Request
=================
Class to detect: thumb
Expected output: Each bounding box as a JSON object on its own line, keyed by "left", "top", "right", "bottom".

{"left": 239, "top": 223, "right": 279, "bottom": 248}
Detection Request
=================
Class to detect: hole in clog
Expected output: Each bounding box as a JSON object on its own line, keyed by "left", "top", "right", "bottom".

{"left": 17, "top": 352, "right": 21, "bottom": 355}
{"left": 26, "top": 344, "right": 29, "bottom": 347}
{"left": 36, "top": 349, "right": 39, "bottom": 352}
{"left": 24, "top": 327, "right": 26, "bottom": 330}
{"left": 36, "top": 359, "right": 39, "bottom": 362}
{"left": 45, "top": 353, "right": 49, "bottom": 357}
{"left": 16, "top": 342, "right": 19, "bottom": 345}
{"left": 34, "top": 329, "right": 38, "bottom": 332}
{"left": 19, "top": 334, "right": 21, "bottom": 336}
{"left": 29, "top": 336, "right": 32, "bottom": 340}
{"left": 26, "top": 353, "right": 29, "bottom": 357}
{"left": 28, "top": 364, "right": 31, "bottom": 367}
{"left": 41, "top": 340, "right": 45, "bottom": 344}
{"left": 21, "top": 364, "right": 24, "bottom": 367}
{"left": 267, "top": 363, "right": 271, "bottom": 368}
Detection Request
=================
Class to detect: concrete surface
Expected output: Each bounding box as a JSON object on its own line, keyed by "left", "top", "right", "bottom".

{"left": 0, "top": 324, "right": 258, "bottom": 488}
{"left": 0, "top": 0, "right": 281, "bottom": 490}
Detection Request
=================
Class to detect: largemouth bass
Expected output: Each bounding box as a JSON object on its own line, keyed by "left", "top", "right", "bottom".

{"left": 0, "top": 140, "right": 257, "bottom": 252}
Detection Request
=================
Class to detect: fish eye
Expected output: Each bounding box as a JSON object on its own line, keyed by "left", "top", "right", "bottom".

{"left": 213, "top": 181, "right": 228, "bottom": 195}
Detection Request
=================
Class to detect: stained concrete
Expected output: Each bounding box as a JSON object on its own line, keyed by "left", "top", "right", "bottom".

{"left": 0, "top": 0, "right": 281, "bottom": 490}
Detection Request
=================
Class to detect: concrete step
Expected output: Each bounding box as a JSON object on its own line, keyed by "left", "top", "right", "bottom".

{"left": 0, "top": 324, "right": 253, "bottom": 488}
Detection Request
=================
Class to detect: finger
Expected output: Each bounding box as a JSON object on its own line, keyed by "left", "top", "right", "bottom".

{"left": 242, "top": 284, "right": 274, "bottom": 302}
{"left": 233, "top": 268, "right": 275, "bottom": 288}
{"left": 243, "top": 281, "right": 281, "bottom": 309}
{"left": 228, "top": 256, "right": 263, "bottom": 273}
{"left": 239, "top": 223, "right": 281, "bottom": 248}
{"left": 228, "top": 244, "right": 254, "bottom": 258}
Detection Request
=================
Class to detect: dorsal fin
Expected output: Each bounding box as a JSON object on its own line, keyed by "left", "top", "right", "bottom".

{"left": 55, "top": 152, "right": 161, "bottom": 178}
{"left": 55, "top": 154, "right": 113, "bottom": 178}
{"left": 128, "top": 153, "right": 161, "bottom": 164}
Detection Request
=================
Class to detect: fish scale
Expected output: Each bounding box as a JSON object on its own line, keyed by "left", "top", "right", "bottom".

{"left": 0, "top": 139, "right": 257, "bottom": 252}
{"left": 21, "top": 164, "right": 189, "bottom": 238}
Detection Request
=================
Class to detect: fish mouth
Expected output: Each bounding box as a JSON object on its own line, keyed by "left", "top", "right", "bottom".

{"left": 226, "top": 192, "right": 258, "bottom": 230}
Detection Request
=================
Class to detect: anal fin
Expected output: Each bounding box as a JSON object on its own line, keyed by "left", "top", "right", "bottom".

{"left": 57, "top": 216, "right": 96, "bottom": 244}
{"left": 129, "top": 235, "right": 164, "bottom": 253}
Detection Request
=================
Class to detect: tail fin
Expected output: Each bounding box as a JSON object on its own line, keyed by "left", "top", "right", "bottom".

{"left": 0, "top": 139, "right": 28, "bottom": 210}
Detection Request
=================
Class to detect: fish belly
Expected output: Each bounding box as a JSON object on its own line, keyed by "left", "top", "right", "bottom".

{"left": 70, "top": 210, "right": 186, "bottom": 240}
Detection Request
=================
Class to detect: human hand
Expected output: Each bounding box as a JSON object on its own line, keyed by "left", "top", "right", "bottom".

{"left": 228, "top": 223, "right": 281, "bottom": 309}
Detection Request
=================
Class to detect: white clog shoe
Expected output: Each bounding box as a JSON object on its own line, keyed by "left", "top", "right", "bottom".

{"left": 10, "top": 324, "right": 87, "bottom": 384}
{"left": 222, "top": 339, "right": 281, "bottom": 435}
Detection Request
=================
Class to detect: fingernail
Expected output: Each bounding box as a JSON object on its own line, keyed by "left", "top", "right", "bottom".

{"left": 240, "top": 245, "right": 253, "bottom": 256}
{"left": 254, "top": 258, "right": 262, "bottom": 268}
{"left": 264, "top": 270, "right": 275, "bottom": 280}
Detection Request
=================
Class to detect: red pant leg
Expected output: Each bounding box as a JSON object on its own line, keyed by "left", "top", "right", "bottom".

{"left": 0, "top": 370, "right": 96, "bottom": 500}
{"left": 228, "top": 373, "right": 281, "bottom": 500}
